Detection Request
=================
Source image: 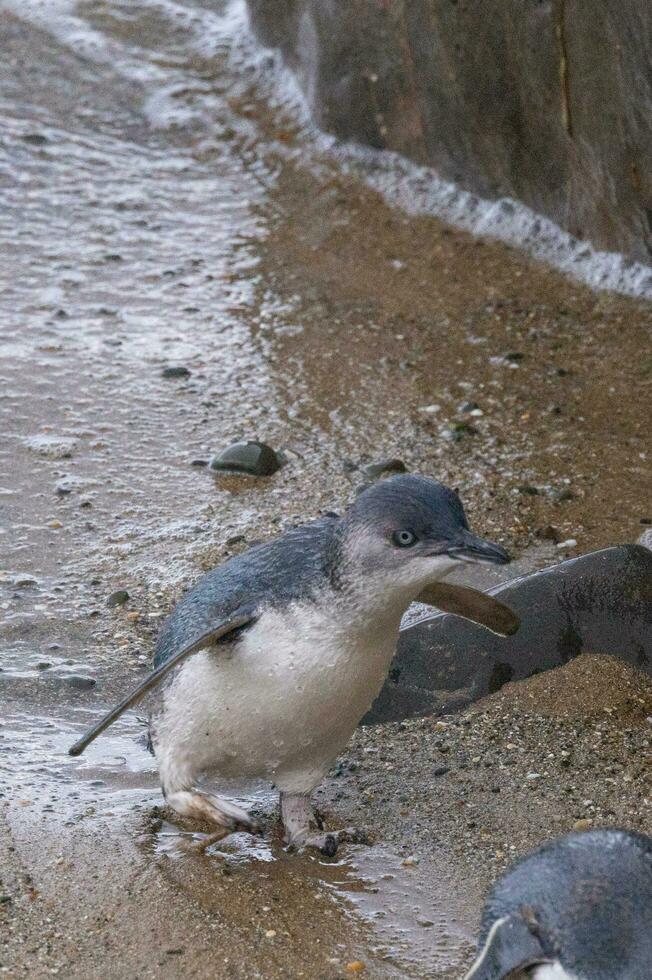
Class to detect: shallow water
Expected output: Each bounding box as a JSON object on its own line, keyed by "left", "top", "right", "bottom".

{"left": 1, "top": 1, "right": 650, "bottom": 977}
{"left": 1, "top": 697, "right": 476, "bottom": 976}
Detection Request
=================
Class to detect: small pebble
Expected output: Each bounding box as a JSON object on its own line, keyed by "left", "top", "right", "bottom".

{"left": 361, "top": 458, "right": 407, "bottom": 480}
{"left": 573, "top": 819, "right": 593, "bottom": 831}
{"left": 64, "top": 675, "right": 96, "bottom": 691}
{"left": 106, "top": 590, "right": 129, "bottom": 608}
{"left": 556, "top": 538, "right": 577, "bottom": 550}
{"left": 536, "top": 525, "right": 561, "bottom": 543}
{"left": 346, "top": 962, "right": 366, "bottom": 973}
{"left": 265, "top": 930, "right": 277, "bottom": 939}
{"left": 226, "top": 534, "right": 246, "bottom": 546}
{"left": 161, "top": 366, "right": 191, "bottom": 379}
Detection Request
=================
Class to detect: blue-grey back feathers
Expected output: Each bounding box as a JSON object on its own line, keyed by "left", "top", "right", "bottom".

{"left": 154, "top": 475, "right": 470, "bottom": 670}
{"left": 154, "top": 516, "right": 341, "bottom": 668}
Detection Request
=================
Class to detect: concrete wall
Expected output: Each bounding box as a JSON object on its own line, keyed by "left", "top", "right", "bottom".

{"left": 247, "top": 0, "right": 652, "bottom": 264}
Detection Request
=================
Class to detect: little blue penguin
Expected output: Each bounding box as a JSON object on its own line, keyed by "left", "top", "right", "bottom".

{"left": 465, "top": 829, "right": 652, "bottom": 980}
{"left": 70, "top": 474, "right": 518, "bottom": 854}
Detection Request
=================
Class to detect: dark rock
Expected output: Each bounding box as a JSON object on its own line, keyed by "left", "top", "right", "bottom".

{"left": 65, "top": 675, "right": 96, "bottom": 691}
{"left": 361, "top": 458, "right": 407, "bottom": 480}
{"left": 505, "top": 352, "right": 524, "bottom": 362}
{"left": 226, "top": 534, "right": 246, "bottom": 546}
{"left": 449, "top": 421, "right": 478, "bottom": 441}
{"left": 517, "top": 485, "right": 539, "bottom": 496}
{"left": 23, "top": 133, "right": 48, "bottom": 145}
{"left": 555, "top": 488, "right": 576, "bottom": 502}
{"left": 106, "top": 589, "right": 129, "bottom": 608}
{"left": 191, "top": 459, "right": 208, "bottom": 467}
{"left": 433, "top": 766, "right": 450, "bottom": 777}
{"left": 536, "top": 525, "right": 561, "bottom": 543}
{"left": 364, "top": 545, "right": 652, "bottom": 724}
{"left": 161, "top": 366, "right": 191, "bottom": 379}
{"left": 209, "top": 441, "right": 284, "bottom": 477}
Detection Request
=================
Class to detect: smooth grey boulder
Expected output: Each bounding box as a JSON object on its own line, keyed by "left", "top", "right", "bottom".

{"left": 364, "top": 545, "right": 652, "bottom": 724}
{"left": 209, "top": 441, "right": 284, "bottom": 476}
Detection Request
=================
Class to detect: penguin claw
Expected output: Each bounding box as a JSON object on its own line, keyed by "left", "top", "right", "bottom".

{"left": 286, "top": 827, "right": 370, "bottom": 857}
{"left": 286, "top": 831, "right": 339, "bottom": 857}
{"left": 319, "top": 834, "right": 339, "bottom": 858}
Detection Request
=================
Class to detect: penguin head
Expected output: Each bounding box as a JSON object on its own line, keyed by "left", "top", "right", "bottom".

{"left": 340, "top": 473, "right": 509, "bottom": 594}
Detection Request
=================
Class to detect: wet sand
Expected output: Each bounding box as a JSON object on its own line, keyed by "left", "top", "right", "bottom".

{"left": 1, "top": 2, "right": 651, "bottom": 978}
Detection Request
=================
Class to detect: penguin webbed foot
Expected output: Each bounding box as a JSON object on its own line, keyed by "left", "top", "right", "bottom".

{"left": 165, "top": 788, "right": 260, "bottom": 838}
{"left": 280, "top": 791, "right": 370, "bottom": 857}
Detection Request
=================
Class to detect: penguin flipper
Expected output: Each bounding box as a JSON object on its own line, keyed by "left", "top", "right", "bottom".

{"left": 68, "top": 609, "right": 256, "bottom": 757}
{"left": 464, "top": 913, "right": 545, "bottom": 979}
{"left": 415, "top": 583, "right": 520, "bottom": 637}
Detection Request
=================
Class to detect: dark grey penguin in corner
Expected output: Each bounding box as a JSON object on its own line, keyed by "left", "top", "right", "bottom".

{"left": 70, "top": 474, "right": 518, "bottom": 855}
{"left": 465, "top": 829, "right": 652, "bottom": 980}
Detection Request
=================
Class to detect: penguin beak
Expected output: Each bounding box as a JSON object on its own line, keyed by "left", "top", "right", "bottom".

{"left": 445, "top": 530, "right": 511, "bottom": 565}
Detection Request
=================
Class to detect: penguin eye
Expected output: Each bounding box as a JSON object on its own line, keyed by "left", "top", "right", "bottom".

{"left": 392, "top": 529, "right": 417, "bottom": 548}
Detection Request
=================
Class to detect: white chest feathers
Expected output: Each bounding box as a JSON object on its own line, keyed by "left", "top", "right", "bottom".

{"left": 153, "top": 597, "right": 404, "bottom": 794}
{"left": 532, "top": 964, "right": 577, "bottom": 980}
